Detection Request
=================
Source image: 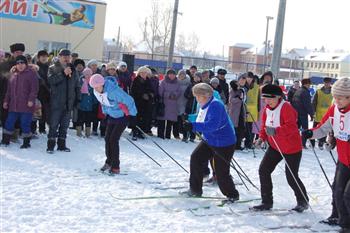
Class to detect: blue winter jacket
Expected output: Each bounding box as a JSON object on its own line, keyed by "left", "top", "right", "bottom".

{"left": 78, "top": 77, "right": 98, "bottom": 112}
{"left": 191, "top": 97, "right": 236, "bottom": 147}
{"left": 101, "top": 78, "right": 137, "bottom": 118}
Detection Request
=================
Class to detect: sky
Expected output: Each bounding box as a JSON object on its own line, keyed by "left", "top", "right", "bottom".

{"left": 103, "top": 0, "right": 350, "bottom": 55}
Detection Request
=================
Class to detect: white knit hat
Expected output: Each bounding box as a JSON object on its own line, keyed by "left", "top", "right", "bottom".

{"left": 118, "top": 61, "right": 127, "bottom": 69}
{"left": 106, "top": 61, "right": 117, "bottom": 70}
{"left": 332, "top": 77, "right": 350, "bottom": 97}
{"left": 136, "top": 66, "right": 151, "bottom": 76}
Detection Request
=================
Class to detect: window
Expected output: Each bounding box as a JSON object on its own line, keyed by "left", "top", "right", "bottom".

{"left": 323, "top": 63, "right": 326, "bottom": 69}
{"left": 335, "top": 74, "right": 338, "bottom": 78}
{"left": 306, "top": 62, "right": 309, "bottom": 67}
{"left": 38, "top": 40, "right": 71, "bottom": 54}
{"left": 336, "top": 63, "right": 339, "bottom": 69}
{"left": 330, "top": 74, "right": 333, "bottom": 77}
{"left": 331, "top": 63, "right": 335, "bottom": 69}
{"left": 327, "top": 63, "right": 330, "bottom": 69}
{"left": 311, "top": 63, "right": 314, "bottom": 68}
{"left": 315, "top": 63, "right": 318, "bottom": 69}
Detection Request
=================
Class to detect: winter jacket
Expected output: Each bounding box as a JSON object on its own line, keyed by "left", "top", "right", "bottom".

{"left": 218, "top": 78, "right": 229, "bottom": 104}
{"left": 184, "top": 81, "right": 201, "bottom": 114}
{"left": 287, "top": 87, "right": 297, "bottom": 102}
{"left": 311, "top": 104, "right": 350, "bottom": 166}
{"left": 291, "top": 86, "right": 314, "bottom": 118}
{"left": 0, "top": 58, "right": 15, "bottom": 107}
{"left": 48, "top": 62, "right": 81, "bottom": 111}
{"left": 191, "top": 97, "right": 236, "bottom": 147}
{"left": 130, "top": 76, "right": 155, "bottom": 115}
{"left": 4, "top": 67, "right": 39, "bottom": 113}
{"left": 260, "top": 100, "right": 302, "bottom": 154}
{"left": 78, "top": 76, "right": 98, "bottom": 112}
{"left": 228, "top": 89, "right": 244, "bottom": 128}
{"left": 117, "top": 69, "right": 133, "bottom": 93}
{"left": 36, "top": 62, "right": 50, "bottom": 104}
{"left": 96, "top": 78, "right": 137, "bottom": 119}
{"left": 312, "top": 86, "right": 332, "bottom": 122}
{"left": 157, "top": 76, "right": 181, "bottom": 121}
{"left": 177, "top": 75, "right": 191, "bottom": 115}
{"left": 149, "top": 76, "right": 160, "bottom": 101}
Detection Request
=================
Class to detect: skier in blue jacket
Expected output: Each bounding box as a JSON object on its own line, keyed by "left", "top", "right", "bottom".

{"left": 181, "top": 83, "right": 239, "bottom": 203}
{"left": 89, "top": 74, "right": 137, "bottom": 175}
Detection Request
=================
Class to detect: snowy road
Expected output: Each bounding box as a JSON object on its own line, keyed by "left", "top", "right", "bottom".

{"left": 1, "top": 129, "right": 337, "bottom": 232}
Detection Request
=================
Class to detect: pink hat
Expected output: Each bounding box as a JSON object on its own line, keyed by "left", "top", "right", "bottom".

{"left": 89, "top": 74, "right": 105, "bottom": 88}
{"left": 82, "top": 67, "right": 93, "bottom": 77}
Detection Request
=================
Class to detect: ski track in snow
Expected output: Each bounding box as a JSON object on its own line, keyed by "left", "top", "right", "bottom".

{"left": 0, "top": 128, "right": 338, "bottom": 232}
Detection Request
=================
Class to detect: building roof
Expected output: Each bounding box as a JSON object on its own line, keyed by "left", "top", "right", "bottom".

{"left": 305, "top": 52, "right": 350, "bottom": 62}
{"left": 288, "top": 48, "right": 312, "bottom": 58}
{"left": 241, "top": 45, "right": 272, "bottom": 56}
{"left": 232, "top": 43, "right": 254, "bottom": 49}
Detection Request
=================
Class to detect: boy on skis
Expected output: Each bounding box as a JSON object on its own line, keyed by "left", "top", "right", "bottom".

{"left": 303, "top": 77, "right": 350, "bottom": 233}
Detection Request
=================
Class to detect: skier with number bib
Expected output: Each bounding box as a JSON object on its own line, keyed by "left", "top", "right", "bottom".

{"left": 303, "top": 77, "right": 350, "bottom": 233}
{"left": 252, "top": 84, "right": 309, "bottom": 212}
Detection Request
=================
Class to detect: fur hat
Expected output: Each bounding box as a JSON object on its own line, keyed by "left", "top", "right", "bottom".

{"left": 89, "top": 74, "right": 105, "bottom": 88}
{"left": 261, "top": 84, "right": 283, "bottom": 98}
{"left": 332, "top": 77, "right": 350, "bottom": 97}
{"left": 10, "top": 43, "right": 25, "bottom": 53}
{"left": 74, "top": 59, "right": 85, "bottom": 68}
{"left": 137, "top": 66, "right": 151, "bottom": 76}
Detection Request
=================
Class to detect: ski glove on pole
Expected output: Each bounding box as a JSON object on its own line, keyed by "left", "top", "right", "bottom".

{"left": 302, "top": 129, "right": 313, "bottom": 139}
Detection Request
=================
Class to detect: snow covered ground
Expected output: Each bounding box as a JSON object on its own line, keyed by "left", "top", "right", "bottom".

{"left": 0, "top": 128, "right": 338, "bottom": 232}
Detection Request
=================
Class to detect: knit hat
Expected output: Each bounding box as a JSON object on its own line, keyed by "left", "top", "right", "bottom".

{"left": 177, "top": 69, "right": 186, "bottom": 76}
{"left": 166, "top": 69, "right": 176, "bottom": 75}
{"left": 10, "top": 43, "right": 25, "bottom": 53}
{"left": 261, "top": 84, "right": 283, "bottom": 98}
{"left": 217, "top": 69, "right": 227, "bottom": 75}
{"left": 106, "top": 61, "right": 117, "bottom": 70}
{"left": 301, "top": 78, "right": 311, "bottom": 85}
{"left": 118, "top": 61, "right": 127, "bottom": 68}
{"left": 210, "top": 77, "right": 220, "bottom": 85}
{"left": 37, "top": 50, "right": 48, "bottom": 58}
{"left": 74, "top": 59, "right": 85, "bottom": 68}
{"left": 82, "top": 68, "right": 93, "bottom": 77}
{"left": 58, "top": 49, "right": 71, "bottom": 56}
{"left": 137, "top": 66, "right": 151, "bottom": 76}
{"left": 87, "top": 59, "right": 98, "bottom": 67}
{"left": 194, "top": 72, "right": 202, "bottom": 79}
{"left": 323, "top": 77, "right": 332, "bottom": 83}
{"left": 71, "top": 52, "right": 79, "bottom": 58}
{"left": 15, "top": 55, "right": 28, "bottom": 65}
{"left": 89, "top": 74, "right": 105, "bottom": 88}
{"left": 332, "top": 77, "right": 350, "bottom": 97}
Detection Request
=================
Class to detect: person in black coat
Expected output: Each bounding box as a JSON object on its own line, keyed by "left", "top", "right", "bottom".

{"left": 46, "top": 49, "right": 80, "bottom": 153}
{"left": 130, "top": 66, "right": 154, "bottom": 140}
{"left": 217, "top": 69, "right": 229, "bottom": 104}
{"left": 291, "top": 78, "right": 314, "bottom": 148}
{"left": 36, "top": 50, "right": 50, "bottom": 134}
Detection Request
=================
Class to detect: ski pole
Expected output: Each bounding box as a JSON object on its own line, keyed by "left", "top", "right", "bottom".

{"left": 125, "top": 137, "right": 162, "bottom": 167}
{"left": 329, "top": 150, "right": 337, "bottom": 165}
{"left": 231, "top": 157, "right": 260, "bottom": 192}
{"left": 195, "top": 133, "right": 256, "bottom": 192}
{"left": 270, "top": 136, "right": 314, "bottom": 214}
{"left": 136, "top": 126, "right": 189, "bottom": 174}
{"left": 309, "top": 140, "right": 332, "bottom": 189}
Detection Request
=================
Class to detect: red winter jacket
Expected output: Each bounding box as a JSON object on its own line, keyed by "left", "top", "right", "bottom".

{"left": 260, "top": 101, "right": 302, "bottom": 154}
{"left": 312, "top": 104, "right": 350, "bottom": 166}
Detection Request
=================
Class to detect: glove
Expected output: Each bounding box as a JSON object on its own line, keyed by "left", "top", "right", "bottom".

{"left": 254, "top": 138, "right": 263, "bottom": 149}
{"left": 302, "top": 129, "right": 313, "bottom": 139}
{"left": 128, "top": 115, "right": 137, "bottom": 129}
{"left": 183, "top": 121, "right": 193, "bottom": 132}
{"left": 325, "top": 134, "right": 336, "bottom": 151}
{"left": 265, "top": 126, "right": 276, "bottom": 136}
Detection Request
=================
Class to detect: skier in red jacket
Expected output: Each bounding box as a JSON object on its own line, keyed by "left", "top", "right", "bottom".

{"left": 303, "top": 77, "right": 350, "bottom": 232}
{"left": 251, "top": 84, "right": 309, "bottom": 212}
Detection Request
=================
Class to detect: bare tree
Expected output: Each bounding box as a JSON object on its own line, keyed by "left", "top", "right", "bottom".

{"left": 175, "top": 32, "right": 201, "bottom": 57}
{"left": 157, "top": 3, "right": 173, "bottom": 55}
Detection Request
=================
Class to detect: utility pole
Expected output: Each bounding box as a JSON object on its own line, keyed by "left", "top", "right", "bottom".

{"left": 116, "top": 26, "right": 121, "bottom": 60}
{"left": 263, "top": 16, "right": 274, "bottom": 73}
{"left": 271, "top": 0, "right": 287, "bottom": 79}
{"left": 167, "top": 0, "right": 179, "bottom": 69}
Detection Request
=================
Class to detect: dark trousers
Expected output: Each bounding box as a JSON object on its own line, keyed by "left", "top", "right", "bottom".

{"left": 157, "top": 120, "right": 177, "bottom": 139}
{"left": 105, "top": 117, "right": 127, "bottom": 169}
{"left": 76, "top": 110, "right": 94, "bottom": 128}
{"left": 4, "top": 112, "right": 32, "bottom": 137}
{"left": 335, "top": 163, "right": 350, "bottom": 228}
{"left": 39, "top": 102, "right": 49, "bottom": 133}
{"left": 189, "top": 141, "right": 239, "bottom": 198}
{"left": 48, "top": 109, "right": 71, "bottom": 139}
{"left": 258, "top": 147, "right": 308, "bottom": 205}
{"left": 235, "top": 114, "right": 246, "bottom": 149}
{"left": 297, "top": 115, "right": 309, "bottom": 147}
{"left": 331, "top": 162, "right": 339, "bottom": 218}
{"left": 310, "top": 122, "right": 326, "bottom": 147}
{"left": 100, "top": 118, "right": 107, "bottom": 137}
{"left": 135, "top": 109, "right": 153, "bottom": 135}
{"left": 244, "top": 122, "right": 254, "bottom": 148}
